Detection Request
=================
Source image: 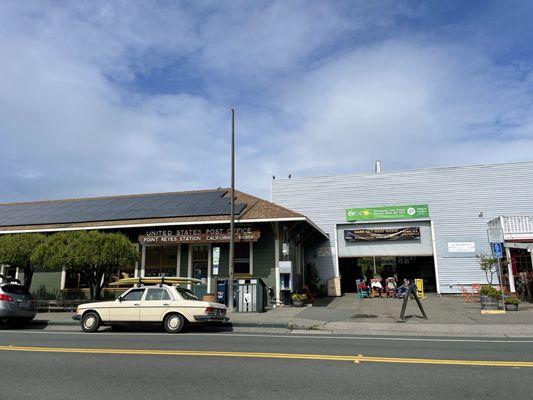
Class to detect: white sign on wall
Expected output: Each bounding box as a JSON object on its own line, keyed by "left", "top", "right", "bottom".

{"left": 212, "top": 246, "right": 220, "bottom": 266}
{"left": 447, "top": 242, "right": 476, "bottom": 253}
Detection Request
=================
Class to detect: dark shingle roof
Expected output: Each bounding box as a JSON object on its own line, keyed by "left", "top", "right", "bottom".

{"left": 0, "top": 190, "right": 246, "bottom": 227}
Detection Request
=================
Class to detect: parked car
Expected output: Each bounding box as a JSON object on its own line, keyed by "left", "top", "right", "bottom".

{"left": 73, "top": 285, "right": 229, "bottom": 333}
{"left": 0, "top": 280, "right": 37, "bottom": 324}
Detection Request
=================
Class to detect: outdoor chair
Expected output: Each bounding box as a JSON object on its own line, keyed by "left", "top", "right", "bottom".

{"left": 385, "top": 277, "right": 397, "bottom": 298}
{"left": 370, "top": 278, "right": 383, "bottom": 298}
{"left": 355, "top": 279, "right": 369, "bottom": 299}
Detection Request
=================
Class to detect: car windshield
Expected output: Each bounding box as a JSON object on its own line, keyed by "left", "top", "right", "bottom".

{"left": 175, "top": 287, "right": 199, "bottom": 301}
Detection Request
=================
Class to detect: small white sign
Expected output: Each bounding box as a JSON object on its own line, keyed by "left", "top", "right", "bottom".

{"left": 212, "top": 266, "right": 219, "bottom": 275}
{"left": 447, "top": 242, "right": 476, "bottom": 253}
{"left": 282, "top": 243, "right": 289, "bottom": 256}
{"left": 212, "top": 246, "right": 220, "bottom": 266}
{"left": 243, "top": 293, "right": 251, "bottom": 303}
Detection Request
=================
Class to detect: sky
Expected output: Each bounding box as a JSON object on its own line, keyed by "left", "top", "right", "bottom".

{"left": 1, "top": 0, "right": 533, "bottom": 202}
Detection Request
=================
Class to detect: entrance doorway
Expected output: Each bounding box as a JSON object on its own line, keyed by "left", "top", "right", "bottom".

{"left": 192, "top": 245, "right": 209, "bottom": 284}
{"left": 339, "top": 256, "right": 436, "bottom": 293}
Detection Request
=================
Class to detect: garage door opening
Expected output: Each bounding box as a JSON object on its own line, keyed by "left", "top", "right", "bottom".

{"left": 339, "top": 256, "right": 436, "bottom": 294}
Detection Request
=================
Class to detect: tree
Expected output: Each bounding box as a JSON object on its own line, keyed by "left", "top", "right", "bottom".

{"left": 477, "top": 254, "right": 499, "bottom": 285}
{"left": 32, "top": 230, "right": 138, "bottom": 300}
{"left": 0, "top": 233, "right": 46, "bottom": 287}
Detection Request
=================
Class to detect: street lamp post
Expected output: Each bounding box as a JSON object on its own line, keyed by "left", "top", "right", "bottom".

{"left": 228, "top": 109, "right": 235, "bottom": 311}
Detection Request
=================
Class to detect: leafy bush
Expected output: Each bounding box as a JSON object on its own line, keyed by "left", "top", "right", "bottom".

{"left": 505, "top": 296, "right": 520, "bottom": 305}
{"left": 32, "top": 284, "right": 59, "bottom": 300}
{"left": 479, "top": 285, "right": 501, "bottom": 298}
{"left": 291, "top": 293, "right": 308, "bottom": 302}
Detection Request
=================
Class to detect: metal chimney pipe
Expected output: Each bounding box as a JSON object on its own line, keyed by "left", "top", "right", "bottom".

{"left": 375, "top": 160, "right": 382, "bottom": 174}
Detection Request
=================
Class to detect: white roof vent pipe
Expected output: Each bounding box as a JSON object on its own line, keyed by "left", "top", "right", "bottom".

{"left": 375, "top": 160, "right": 382, "bottom": 174}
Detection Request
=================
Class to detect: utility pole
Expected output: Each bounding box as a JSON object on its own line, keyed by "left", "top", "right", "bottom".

{"left": 228, "top": 108, "right": 235, "bottom": 311}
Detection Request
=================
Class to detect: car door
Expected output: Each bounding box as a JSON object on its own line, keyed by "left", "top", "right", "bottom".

{"left": 108, "top": 288, "right": 145, "bottom": 322}
{"left": 140, "top": 288, "right": 172, "bottom": 322}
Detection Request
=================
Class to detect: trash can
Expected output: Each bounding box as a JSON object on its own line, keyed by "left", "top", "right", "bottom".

{"left": 236, "top": 278, "right": 266, "bottom": 312}
{"left": 217, "top": 280, "right": 229, "bottom": 306}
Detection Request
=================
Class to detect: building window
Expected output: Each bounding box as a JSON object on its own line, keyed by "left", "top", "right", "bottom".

{"left": 192, "top": 245, "right": 209, "bottom": 283}
{"left": 3, "top": 266, "right": 18, "bottom": 280}
{"left": 145, "top": 246, "right": 177, "bottom": 277}
{"left": 64, "top": 270, "right": 89, "bottom": 289}
{"left": 235, "top": 242, "right": 251, "bottom": 275}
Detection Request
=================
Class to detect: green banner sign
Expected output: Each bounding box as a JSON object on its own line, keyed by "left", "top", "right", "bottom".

{"left": 345, "top": 204, "right": 429, "bottom": 222}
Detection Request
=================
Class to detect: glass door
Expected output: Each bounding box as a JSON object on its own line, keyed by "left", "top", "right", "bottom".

{"left": 192, "top": 245, "right": 209, "bottom": 285}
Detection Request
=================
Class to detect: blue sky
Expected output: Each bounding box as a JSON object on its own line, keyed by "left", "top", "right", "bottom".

{"left": 1, "top": 0, "right": 532, "bottom": 202}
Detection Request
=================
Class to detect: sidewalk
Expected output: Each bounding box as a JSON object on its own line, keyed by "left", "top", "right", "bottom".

{"left": 31, "top": 294, "right": 533, "bottom": 338}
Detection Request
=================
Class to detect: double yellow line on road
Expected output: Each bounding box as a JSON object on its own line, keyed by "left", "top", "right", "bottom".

{"left": 1, "top": 345, "right": 532, "bottom": 368}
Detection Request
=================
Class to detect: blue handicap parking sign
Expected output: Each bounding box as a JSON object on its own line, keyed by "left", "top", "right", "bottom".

{"left": 492, "top": 243, "right": 503, "bottom": 258}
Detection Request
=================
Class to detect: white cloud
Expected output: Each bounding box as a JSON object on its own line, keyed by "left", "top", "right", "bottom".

{"left": 0, "top": 1, "right": 532, "bottom": 202}
{"left": 258, "top": 41, "right": 533, "bottom": 178}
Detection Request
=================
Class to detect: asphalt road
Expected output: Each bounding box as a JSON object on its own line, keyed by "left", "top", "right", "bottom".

{"left": 1, "top": 326, "right": 532, "bottom": 400}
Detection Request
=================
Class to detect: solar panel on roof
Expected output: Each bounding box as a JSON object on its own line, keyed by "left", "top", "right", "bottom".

{"left": 0, "top": 191, "right": 246, "bottom": 227}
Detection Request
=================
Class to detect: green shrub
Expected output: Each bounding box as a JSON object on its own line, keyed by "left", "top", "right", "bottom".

{"left": 32, "top": 284, "right": 59, "bottom": 300}
{"left": 291, "top": 293, "right": 308, "bottom": 302}
{"left": 505, "top": 296, "right": 520, "bottom": 305}
{"left": 479, "top": 285, "right": 501, "bottom": 298}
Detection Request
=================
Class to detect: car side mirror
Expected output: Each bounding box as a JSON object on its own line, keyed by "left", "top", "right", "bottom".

{"left": 117, "top": 296, "right": 123, "bottom": 302}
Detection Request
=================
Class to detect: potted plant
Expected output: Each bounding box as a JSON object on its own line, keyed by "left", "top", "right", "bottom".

{"left": 291, "top": 293, "right": 308, "bottom": 307}
{"left": 479, "top": 285, "right": 501, "bottom": 310}
{"left": 504, "top": 296, "right": 520, "bottom": 311}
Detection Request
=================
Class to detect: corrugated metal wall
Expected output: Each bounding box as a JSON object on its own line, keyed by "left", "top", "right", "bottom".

{"left": 272, "top": 161, "right": 533, "bottom": 293}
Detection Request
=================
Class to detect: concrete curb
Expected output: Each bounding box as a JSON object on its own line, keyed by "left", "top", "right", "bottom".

{"left": 30, "top": 319, "right": 533, "bottom": 338}
{"left": 31, "top": 320, "right": 77, "bottom": 327}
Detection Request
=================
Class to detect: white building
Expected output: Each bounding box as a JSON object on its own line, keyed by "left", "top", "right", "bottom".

{"left": 272, "top": 161, "right": 533, "bottom": 294}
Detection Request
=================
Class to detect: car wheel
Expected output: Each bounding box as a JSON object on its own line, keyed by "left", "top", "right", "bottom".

{"left": 81, "top": 312, "right": 100, "bottom": 333}
{"left": 164, "top": 313, "right": 185, "bottom": 333}
{"left": 110, "top": 325, "right": 127, "bottom": 332}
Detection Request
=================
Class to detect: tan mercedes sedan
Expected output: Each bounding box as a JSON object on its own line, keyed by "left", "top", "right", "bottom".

{"left": 73, "top": 285, "right": 228, "bottom": 333}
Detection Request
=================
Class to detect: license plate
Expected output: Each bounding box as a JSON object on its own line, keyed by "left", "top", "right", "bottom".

{"left": 18, "top": 301, "right": 32, "bottom": 309}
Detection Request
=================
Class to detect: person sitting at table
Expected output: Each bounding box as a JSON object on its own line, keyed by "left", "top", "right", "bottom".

{"left": 397, "top": 279, "right": 410, "bottom": 298}
{"left": 371, "top": 279, "right": 383, "bottom": 298}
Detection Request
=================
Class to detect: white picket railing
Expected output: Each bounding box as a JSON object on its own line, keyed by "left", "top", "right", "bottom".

{"left": 488, "top": 216, "right": 533, "bottom": 242}
{"left": 501, "top": 216, "right": 533, "bottom": 234}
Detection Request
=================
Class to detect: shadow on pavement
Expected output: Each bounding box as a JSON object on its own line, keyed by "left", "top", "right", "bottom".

{"left": 1, "top": 320, "right": 47, "bottom": 330}
{"left": 95, "top": 323, "right": 235, "bottom": 334}
{"left": 310, "top": 297, "right": 335, "bottom": 307}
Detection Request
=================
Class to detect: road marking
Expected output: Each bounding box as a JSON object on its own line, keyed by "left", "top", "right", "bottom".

{"left": 1, "top": 345, "right": 532, "bottom": 368}
{"left": 2, "top": 329, "right": 533, "bottom": 344}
